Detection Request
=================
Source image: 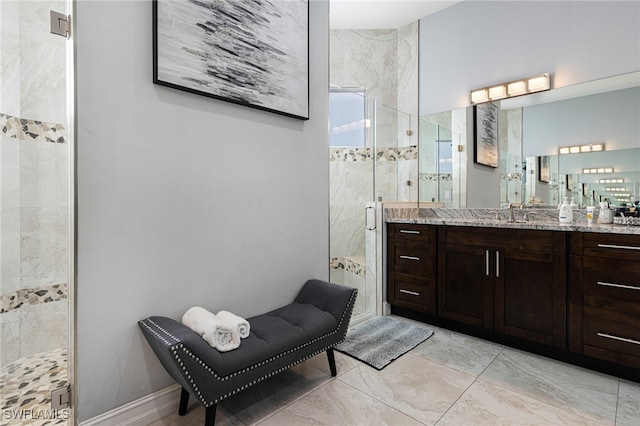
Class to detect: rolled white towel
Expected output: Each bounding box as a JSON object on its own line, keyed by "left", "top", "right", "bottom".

{"left": 216, "top": 310, "right": 250, "bottom": 339}
{"left": 181, "top": 307, "right": 240, "bottom": 352}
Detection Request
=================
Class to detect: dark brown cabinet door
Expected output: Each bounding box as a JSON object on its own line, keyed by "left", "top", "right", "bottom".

{"left": 437, "top": 242, "right": 494, "bottom": 329}
{"left": 437, "top": 226, "right": 566, "bottom": 347}
{"left": 495, "top": 248, "right": 566, "bottom": 348}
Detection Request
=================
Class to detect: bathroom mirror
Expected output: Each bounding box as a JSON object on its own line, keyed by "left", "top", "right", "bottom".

{"left": 419, "top": 71, "right": 640, "bottom": 208}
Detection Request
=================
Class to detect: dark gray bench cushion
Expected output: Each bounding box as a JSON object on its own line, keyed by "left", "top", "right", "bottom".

{"left": 139, "top": 279, "right": 357, "bottom": 407}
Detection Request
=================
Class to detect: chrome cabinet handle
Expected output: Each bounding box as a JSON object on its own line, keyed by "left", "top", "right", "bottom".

{"left": 597, "top": 244, "right": 640, "bottom": 251}
{"left": 399, "top": 289, "right": 420, "bottom": 296}
{"left": 399, "top": 255, "right": 420, "bottom": 261}
{"left": 496, "top": 251, "right": 500, "bottom": 278}
{"left": 399, "top": 229, "right": 420, "bottom": 234}
{"left": 597, "top": 333, "right": 640, "bottom": 346}
{"left": 485, "top": 250, "right": 490, "bottom": 276}
{"left": 597, "top": 281, "right": 640, "bottom": 291}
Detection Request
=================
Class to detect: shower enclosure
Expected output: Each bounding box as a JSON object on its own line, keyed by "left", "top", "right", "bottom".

{"left": 329, "top": 88, "right": 415, "bottom": 323}
{"left": 1, "top": 1, "right": 73, "bottom": 424}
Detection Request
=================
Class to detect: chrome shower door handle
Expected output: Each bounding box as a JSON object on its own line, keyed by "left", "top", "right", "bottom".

{"left": 365, "top": 206, "right": 376, "bottom": 231}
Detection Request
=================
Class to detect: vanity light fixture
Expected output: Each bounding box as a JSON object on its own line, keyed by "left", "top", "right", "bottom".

{"left": 600, "top": 178, "right": 624, "bottom": 184}
{"left": 558, "top": 143, "right": 605, "bottom": 155}
{"left": 582, "top": 167, "right": 614, "bottom": 174}
{"left": 470, "top": 88, "right": 489, "bottom": 104}
{"left": 488, "top": 84, "right": 507, "bottom": 100}
{"left": 470, "top": 73, "right": 550, "bottom": 104}
{"left": 507, "top": 80, "right": 527, "bottom": 96}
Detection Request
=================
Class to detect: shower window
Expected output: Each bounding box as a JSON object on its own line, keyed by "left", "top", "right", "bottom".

{"left": 329, "top": 88, "right": 366, "bottom": 147}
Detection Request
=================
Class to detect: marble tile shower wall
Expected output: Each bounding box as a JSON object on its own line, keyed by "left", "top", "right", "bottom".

{"left": 329, "top": 146, "right": 417, "bottom": 268}
{"left": 0, "top": 0, "right": 69, "bottom": 366}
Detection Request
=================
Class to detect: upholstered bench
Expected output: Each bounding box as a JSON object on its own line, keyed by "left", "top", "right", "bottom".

{"left": 138, "top": 279, "right": 357, "bottom": 426}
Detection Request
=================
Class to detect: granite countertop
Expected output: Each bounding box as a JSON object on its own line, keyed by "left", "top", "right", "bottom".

{"left": 384, "top": 207, "right": 640, "bottom": 236}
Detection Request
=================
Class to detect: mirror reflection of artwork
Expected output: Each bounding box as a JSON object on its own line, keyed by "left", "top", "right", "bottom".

{"left": 566, "top": 174, "right": 573, "bottom": 191}
{"left": 473, "top": 102, "right": 499, "bottom": 168}
{"left": 538, "top": 156, "right": 550, "bottom": 183}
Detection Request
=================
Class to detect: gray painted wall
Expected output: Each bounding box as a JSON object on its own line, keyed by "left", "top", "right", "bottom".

{"left": 75, "top": 1, "right": 329, "bottom": 420}
{"left": 419, "top": 1, "right": 640, "bottom": 116}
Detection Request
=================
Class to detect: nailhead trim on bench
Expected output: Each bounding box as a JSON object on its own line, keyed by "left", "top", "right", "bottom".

{"left": 143, "top": 289, "right": 356, "bottom": 408}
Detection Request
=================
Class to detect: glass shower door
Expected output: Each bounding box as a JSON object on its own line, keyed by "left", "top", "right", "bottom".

{"left": 329, "top": 88, "right": 374, "bottom": 323}
{"left": 1, "top": 1, "right": 73, "bottom": 423}
{"left": 329, "top": 89, "right": 414, "bottom": 323}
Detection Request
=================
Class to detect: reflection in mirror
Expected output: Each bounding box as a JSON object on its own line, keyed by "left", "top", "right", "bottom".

{"left": 514, "top": 81, "right": 639, "bottom": 207}
{"left": 418, "top": 72, "right": 639, "bottom": 208}
{"left": 418, "top": 110, "right": 464, "bottom": 207}
{"left": 561, "top": 148, "right": 639, "bottom": 207}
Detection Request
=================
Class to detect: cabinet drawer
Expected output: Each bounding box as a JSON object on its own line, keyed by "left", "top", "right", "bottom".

{"left": 389, "top": 273, "right": 435, "bottom": 314}
{"left": 393, "top": 239, "right": 434, "bottom": 276}
{"left": 581, "top": 233, "right": 640, "bottom": 261}
{"left": 442, "top": 226, "right": 558, "bottom": 252}
{"left": 389, "top": 223, "right": 436, "bottom": 242}
{"left": 583, "top": 306, "right": 640, "bottom": 368}
{"left": 583, "top": 257, "right": 640, "bottom": 313}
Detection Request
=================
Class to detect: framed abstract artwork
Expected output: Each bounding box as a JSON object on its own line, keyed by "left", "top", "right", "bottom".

{"left": 153, "top": 0, "right": 309, "bottom": 120}
{"left": 473, "top": 102, "right": 499, "bottom": 168}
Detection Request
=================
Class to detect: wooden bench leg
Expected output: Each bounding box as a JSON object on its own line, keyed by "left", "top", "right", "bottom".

{"left": 327, "top": 348, "right": 337, "bottom": 377}
{"left": 205, "top": 404, "right": 217, "bottom": 426}
{"left": 178, "top": 387, "right": 190, "bottom": 416}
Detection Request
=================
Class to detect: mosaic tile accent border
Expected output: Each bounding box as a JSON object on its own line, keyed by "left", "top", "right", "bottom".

{"left": 376, "top": 145, "right": 418, "bottom": 161}
{"left": 0, "top": 113, "right": 67, "bottom": 144}
{"left": 330, "top": 146, "right": 417, "bottom": 162}
{"left": 329, "top": 147, "right": 372, "bottom": 162}
{"left": 419, "top": 173, "right": 453, "bottom": 181}
{"left": 0, "top": 284, "right": 67, "bottom": 314}
{"left": 0, "top": 348, "right": 69, "bottom": 425}
{"left": 501, "top": 173, "right": 523, "bottom": 181}
{"left": 329, "top": 257, "right": 366, "bottom": 278}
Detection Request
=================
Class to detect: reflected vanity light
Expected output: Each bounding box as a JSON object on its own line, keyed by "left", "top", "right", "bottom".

{"left": 582, "top": 167, "right": 614, "bottom": 174}
{"left": 470, "top": 73, "right": 550, "bottom": 104}
{"left": 600, "top": 178, "right": 624, "bottom": 184}
{"left": 559, "top": 143, "right": 605, "bottom": 154}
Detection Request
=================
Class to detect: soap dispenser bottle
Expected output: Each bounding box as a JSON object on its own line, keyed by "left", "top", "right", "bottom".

{"left": 570, "top": 197, "right": 577, "bottom": 209}
{"left": 559, "top": 197, "right": 573, "bottom": 223}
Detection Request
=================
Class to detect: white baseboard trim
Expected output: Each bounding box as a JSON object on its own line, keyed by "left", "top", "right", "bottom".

{"left": 382, "top": 302, "right": 392, "bottom": 316}
{"left": 79, "top": 384, "right": 181, "bottom": 426}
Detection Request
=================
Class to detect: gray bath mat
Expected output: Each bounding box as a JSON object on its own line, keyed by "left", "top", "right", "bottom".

{"left": 335, "top": 316, "right": 434, "bottom": 370}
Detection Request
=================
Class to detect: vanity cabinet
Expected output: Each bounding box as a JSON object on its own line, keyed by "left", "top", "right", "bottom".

{"left": 437, "top": 226, "right": 567, "bottom": 348}
{"left": 569, "top": 233, "right": 640, "bottom": 369}
{"left": 387, "top": 223, "right": 437, "bottom": 314}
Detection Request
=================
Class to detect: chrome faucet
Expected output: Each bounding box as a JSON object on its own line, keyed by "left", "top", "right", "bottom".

{"left": 508, "top": 203, "right": 526, "bottom": 223}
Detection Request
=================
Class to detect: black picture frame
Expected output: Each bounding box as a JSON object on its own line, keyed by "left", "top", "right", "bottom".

{"left": 566, "top": 174, "right": 573, "bottom": 191}
{"left": 538, "top": 156, "right": 550, "bottom": 183}
{"left": 473, "top": 102, "right": 499, "bottom": 168}
{"left": 153, "top": 0, "right": 309, "bottom": 120}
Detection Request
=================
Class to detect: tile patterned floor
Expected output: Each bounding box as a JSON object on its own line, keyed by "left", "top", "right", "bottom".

{"left": 0, "top": 349, "right": 69, "bottom": 425}
{"left": 3, "top": 317, "right": 638, "bottom": 425}
{"left": 150, "top": 316, "right": 640, "bottom": 426}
